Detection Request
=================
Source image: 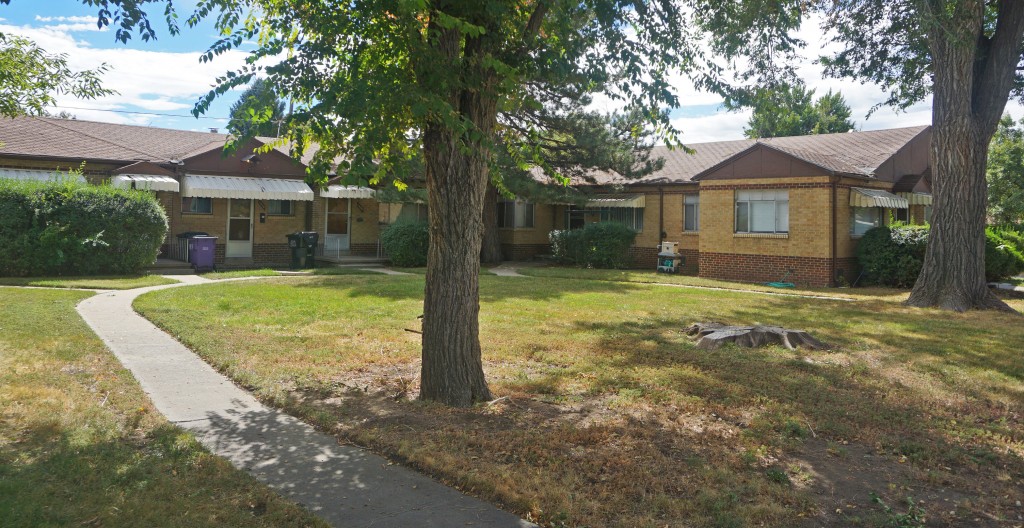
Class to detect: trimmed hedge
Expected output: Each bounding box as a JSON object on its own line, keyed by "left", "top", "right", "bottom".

{"left": 856, "top": 223, "right": 1024, "bottom": 286}
{"left": 380, "top": 221, "right": 429, "bottom": 267}
{"left": 550, "top": 222, "right": 638, "bottom": 269}
{"left": 0, "top": 178, "right": 168, "bottom": 277}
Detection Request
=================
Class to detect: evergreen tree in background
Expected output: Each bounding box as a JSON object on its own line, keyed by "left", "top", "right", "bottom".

{"left": 226, "top": 78, "right": 287, "bottom": 138}
{"left": 738, "top": 83, "right": 855, "bottom": 139}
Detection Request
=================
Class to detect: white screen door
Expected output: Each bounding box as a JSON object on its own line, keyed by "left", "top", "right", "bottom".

{"left": 226, "top": 199, "right": 253, "bottom": 257}
{"left": 325, "top": 198, "right": 351, "bottom": 256}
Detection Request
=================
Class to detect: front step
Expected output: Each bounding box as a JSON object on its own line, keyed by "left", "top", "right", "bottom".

{"left": 147, "top": 258, "right": 195, "bottom": 275}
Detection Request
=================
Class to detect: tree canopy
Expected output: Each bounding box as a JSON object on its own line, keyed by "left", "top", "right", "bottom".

{"left": 988, "top": 115, "right": 1024, "bottom": 226}
{"left": 227, "top": 78, "right": 287, "bottom": 138}
{"left": 0, "top": 33, "right": 112, "bottom": 118}
{"left": 737, "top": 83, "right": 855, "bottom": 139}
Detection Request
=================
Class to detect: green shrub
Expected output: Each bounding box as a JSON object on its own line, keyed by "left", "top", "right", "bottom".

{"left": 550, "top": 222, "right": 638, "bottom": 269}
{"left": 0, "top": 178, "right": 167, "bottom": 277}
{"left": 991, "top": 226, "right": 1024, "bottom": 254}
{"left": 856, "top": 223, "right": 1024, "bottom": 286}
{"left": 855, "top": 224, "right": 928, "bottom": 287}
{"left": 380, "top": 221, "right": 429, "bottom": 267}
{"left": 985, "top": 228, "right": 1024, "bottom": 281}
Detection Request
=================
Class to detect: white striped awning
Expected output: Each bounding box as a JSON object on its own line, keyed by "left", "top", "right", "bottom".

{"left": 897, "top": 192, "right": 933, "bottom": 206}
{"left": 181, "top": 174, "right": 314, "bottom": 201}
{"left": 0, "top": 168, "right": 86, "bottom": 183}
{"left": 585, "top": 193, "right": 646, "bottom": 208}
{"left": 850, "top": 187, "right": 908, "bottom": 209}
{"left": 111, "top": 174, "right": 179, "bottom": 192}
{"left": 320, "top": 185, "right": 375, "bottom": 199}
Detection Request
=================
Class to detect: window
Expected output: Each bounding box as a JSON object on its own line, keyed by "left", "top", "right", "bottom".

{"left": 182, "top": 197, "right": 212, "bottom": 214}
{"left": 684, "top": 194, "right": 699, "bottom": 232}
{"left": 924, "top": 205, "right": 933, "bottom": 224}
{"left": 392, "top": 203, "right": 428, "bottom": 223}
{"left": 735, "top": 190, "right": 788, "bottom": 233}
{"left": 599, "top": 207, "right": 644, "bottom": 232}
{"left": 267, "top": 200, "right": 292, "bottom": 215}
{"left": 850, "top": 207, "right": 882, "bottom": 236}
{"left": 497, "top": 200, "right": 535, "bottom": 228}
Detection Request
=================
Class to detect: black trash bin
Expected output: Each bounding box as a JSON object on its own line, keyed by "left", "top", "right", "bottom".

{"left": 287, "top": 231, "right": 319, "bottom": 269}
{"left": 175, "top": 231, "right": 209, "bottom": 261}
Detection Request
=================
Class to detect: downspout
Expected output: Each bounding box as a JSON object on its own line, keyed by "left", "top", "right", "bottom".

{"left": 658, "top": 186, "right": 665, "bottom": 242}
{"left": 830, "top": 175, "right": 838, "bottom": 287}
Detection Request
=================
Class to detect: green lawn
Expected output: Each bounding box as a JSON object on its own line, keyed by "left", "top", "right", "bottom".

{"left": 0, "top": 288, "right": 326, "bottom": 528}
{"left": 517, "top": 266, "right": 914, "bottom": 301}
{"left": 134, "top": 274, "right": 1024, "bottom": 528}
{"left": 202, "top": 268, "right": 282, "bottom": 280}
{"left": 0, "top": 274, "right": 178, "bottom": 290}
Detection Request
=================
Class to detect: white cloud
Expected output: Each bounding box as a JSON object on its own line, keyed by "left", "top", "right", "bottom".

{"left": 671, "top": 109, "right": 752, "bottom": 143}
{"left": 0, "top": 21, "right": 267, "bottom": 124}
{"left": 35, "top": 16, "right": 96, "bottom": 23}
{"left": 645, "top": 12, "right": 1024, "bottom": 143}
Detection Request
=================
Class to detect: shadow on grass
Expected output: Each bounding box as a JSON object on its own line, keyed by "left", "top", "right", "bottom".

{"left": 568, "top": 307, "right": 1022, "bottom": 473}
{"left": 0, "top": 422, "right": 314, "bottom": 528}
{"left": 286, "top": 272, "right": 645, "bottom": 302}
{"left": 179, "top": 401, "right": 530, "bottom": 527}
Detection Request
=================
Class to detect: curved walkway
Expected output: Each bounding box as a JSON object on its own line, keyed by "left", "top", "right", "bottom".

{"left": 75, "top": 278, "right": 533, "bottom": 528}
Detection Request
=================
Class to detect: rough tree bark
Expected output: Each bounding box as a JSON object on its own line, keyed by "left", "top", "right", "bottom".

{"left": 419, "top": 28, "right": 495, "bottom": 406}
{"left": 480, "top": 184, "right": 504, "bottom": 264}
{"left": 906, "top": 0, "right": 1024, "bottom": 312}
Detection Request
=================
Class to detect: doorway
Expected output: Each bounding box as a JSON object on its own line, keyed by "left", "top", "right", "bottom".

{"left": 324, "top": 198, "right": 351, "bottom": 257}
{"left": 226, "top": 199, "right": 253, "bottom": 258}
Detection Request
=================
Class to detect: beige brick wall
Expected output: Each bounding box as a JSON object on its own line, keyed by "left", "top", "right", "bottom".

{"left": 697, "top": 177, "right": 832, "bottom": 259}
{"left": 167, "top": 197, "right": 306, "bottom": 244}
{"left": 350, "top": 198, "right": 381, "bottom": 245}
{"left": 311, "top": 197, "right": 382, "bottom": 248}
{"left": 500, "top": 202, "right": 560, "bottom": 245}
{"left": 652, "top": 191, "right": 700, "bottom": 252}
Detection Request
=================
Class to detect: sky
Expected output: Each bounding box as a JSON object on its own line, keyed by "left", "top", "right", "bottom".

{"left": 3, "top": 2, "right": 1023, "bottom": 143}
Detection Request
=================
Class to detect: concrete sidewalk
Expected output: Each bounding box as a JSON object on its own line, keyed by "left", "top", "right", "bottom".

{"left": 76, "top": 282, "right": 534, "bottom": 528}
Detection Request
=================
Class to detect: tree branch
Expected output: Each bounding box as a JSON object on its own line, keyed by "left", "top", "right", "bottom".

{"left": 523, "top": 1, "right": 550, "bottom": 41}
{"left": 974, "top": 0, "right": 1024, "bottom": 131}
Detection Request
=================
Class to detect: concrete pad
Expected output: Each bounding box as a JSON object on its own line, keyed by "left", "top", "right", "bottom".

{"left": 361, "top": 268, "right": 415, "bottom": 276}
{"left": 76, "top": 283, "right": 534, "bottom": 528}
{"left": 489, "top": 266, "right": 527, "bottom": 277}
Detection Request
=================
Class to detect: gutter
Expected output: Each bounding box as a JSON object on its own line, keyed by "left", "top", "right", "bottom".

{"left": 830, "top": 175, "right": 838, "bottom": 286}
{"left": 658, "top": 186, "right": 665, "bottom": 241}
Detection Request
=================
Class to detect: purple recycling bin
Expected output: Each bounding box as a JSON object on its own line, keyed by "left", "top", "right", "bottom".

{"left": 188, "top": 236, "right": 217, "bottom": 272}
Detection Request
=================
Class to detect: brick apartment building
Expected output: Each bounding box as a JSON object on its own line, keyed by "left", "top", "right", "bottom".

{"left": 497, "top": 126, "right": 933, "bottom": 287}
{"left": 1, "top": 117, "right": 932, "bottom": 285}
{"left": 0, "top": 117, "right": 395, "bottom": 268}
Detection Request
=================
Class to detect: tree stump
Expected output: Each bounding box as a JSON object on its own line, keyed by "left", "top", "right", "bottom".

{"left": 685, "top": 322, "right": 828, "bottom": 351}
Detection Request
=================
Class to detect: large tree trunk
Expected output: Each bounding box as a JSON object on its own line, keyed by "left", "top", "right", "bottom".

{"left": 480, "top": 184, "right": 504, "bottom": 263}
{"left": 906, "top": 121, "right": 1008, "bottom": 311}
{"left": 906, "top": 0, "right": 1023, "bottom": 312}
{"left": 419, "top": 30, "right": 497, "bottom": 406}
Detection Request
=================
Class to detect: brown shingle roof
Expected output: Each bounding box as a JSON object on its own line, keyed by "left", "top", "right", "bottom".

{"left": 2, "top": 117, "right": 928, "bottom": 185}
{"left": 759, "top": 125, "right": 928, "bottom": 176}
{"left": 626, "top": 125, "right": 930, "bottom": 185}
{"left": 0, "top": 116, "right": 157, "bottom": 162}
{"left": 632, "top": 139, "right": 755, "bottom": 184}
{"left": 0, "top": 116, "right": 230, "bottom": 163}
